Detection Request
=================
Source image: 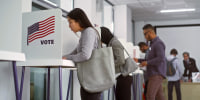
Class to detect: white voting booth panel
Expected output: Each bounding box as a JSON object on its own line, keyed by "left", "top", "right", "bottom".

{"left": 17, "top": 9, "right": 74, "bottom": 67}
{"left": 0, "top": 0, "right": 25, "bottom": 61}
{"left": 0, "top": 50, "right": 25, "bottom": 61}
{"left": 118, "top": 38, "right": 140, "bottom": 58}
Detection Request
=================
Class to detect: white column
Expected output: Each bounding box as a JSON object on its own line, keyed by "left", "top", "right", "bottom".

{"left": 135, "top": 21, "right": 145, "bottom": 44}
{"left": 74, "top": 0, "right": 98, "bottom": 25}
{"left": 114, "top": 5, "right": 127, "bottom": 41}
{"left": 114, "top": 5, "right": 133, "bottom": 42}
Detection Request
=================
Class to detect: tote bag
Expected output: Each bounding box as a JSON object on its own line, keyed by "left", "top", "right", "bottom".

{"left": 120, "top": 48, "right": 138, "bottom": 76}
{"left": 76, "top": 29, "right": 115, "bottom": 93}
{"left": 76, "top": 47, "right": 115, "bottom": 93}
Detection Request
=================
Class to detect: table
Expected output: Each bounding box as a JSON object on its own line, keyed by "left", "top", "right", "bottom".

{"left": 17, "top": 59, "right": 76, "bottom": 100}
{"left": 163, "top": 80, "right": 200, "bottom": 100}
{"left": 0, "top": 50, "right": 25, "bottom": 100}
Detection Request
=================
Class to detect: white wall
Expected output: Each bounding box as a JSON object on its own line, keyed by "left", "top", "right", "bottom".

{"left": 114, "top": 5, "right": 133, "bottom": 42}
{"left": 0, "top": 0, "right": 31, "bottom": 100}
{"left": 74, "top": 0, "right": 96, "bottom": 25}
{"left": 114, "top": 5, "right": 127, "bottom": 40}
{"left": 134, "top": 19, "right": 200, "bottom": 44}
{"left": 157, "top": 26, "right": 200, "bottom": 72}
{"left": 127, "top": 6, "right": 133, "bottom": 42}
{"left": 134, "top": 21, "right": 146, "bottom": 44}
{"left": 103, "top": 3, "right": 113, "bottom": 32}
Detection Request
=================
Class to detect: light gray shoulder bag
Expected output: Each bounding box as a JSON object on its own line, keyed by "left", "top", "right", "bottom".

{"left": 76, "top": 30, "right": 115, "bottom": 93}
{"left": 120, "top": 48, "right": 138, "bottom": 76}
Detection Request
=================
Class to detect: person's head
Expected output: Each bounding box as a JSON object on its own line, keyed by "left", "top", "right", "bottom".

{"left": 100, "top": 27, "right": 114, "bottom": 46}
{"left": 138, "top": 42, "right": 148, "bottom": 53}
{"left": 67, "top": 8, "right": 93, "bottom": 33}
{"left": 142, "top": 24, "right": 156, "bottom": 41}
{"left": 183, "top": 52, "right": 190, "bottom": 60}
{"left": 170, "top": 48, "right": 178, "bottom": 56}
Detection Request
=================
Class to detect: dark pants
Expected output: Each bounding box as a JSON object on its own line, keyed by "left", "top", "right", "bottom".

{"left": 168, "top": 80, "right": 182, "bottom": 100}
{"left": 147, "top": 75, "right": 165, "bottom": 100}
{"left": 144, "top": 81, "right": 148, "bottom": 100}
{"left": 80, "top": 87, "right": 102, "bottom": 100}
{"left": 116, "top": 75, "right": 133, "bottom": 100}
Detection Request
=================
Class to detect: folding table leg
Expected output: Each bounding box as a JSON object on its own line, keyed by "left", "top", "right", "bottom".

{"left": 66, "top": 70, "right": 72, "bottom": 100}
{"left": 19, "top": 66, "right": 25, "bottom": 100}
{"left": 59, "top": 66, "right": 63, "bottom": 100}
{"left": 12, "top": 61, "right": 20, "bottom": 100}
{"left": 47, "top": 67, "right": 50, "bottom": 100}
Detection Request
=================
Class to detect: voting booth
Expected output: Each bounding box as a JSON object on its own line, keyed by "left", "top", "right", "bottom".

{"left": 15, "top": 9, "right": 76, "bottom": 100}
{"left": 17, "top": 9, "right": 74, "bottom": 67}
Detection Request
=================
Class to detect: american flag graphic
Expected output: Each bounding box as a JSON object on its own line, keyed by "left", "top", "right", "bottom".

{"left": 27, "top": 16, "right": 55, "bottom": 45}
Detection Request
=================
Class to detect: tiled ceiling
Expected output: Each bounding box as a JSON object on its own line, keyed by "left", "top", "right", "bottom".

{"left": 108, "top": 0, "right": 200, "bottom": 21}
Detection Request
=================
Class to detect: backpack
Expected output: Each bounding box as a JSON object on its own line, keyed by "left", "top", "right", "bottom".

{"left": 166, "top": 57, "right": 177, "bottom": 76}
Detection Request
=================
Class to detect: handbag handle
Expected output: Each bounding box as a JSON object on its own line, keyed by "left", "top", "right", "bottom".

{"left": 93, "top": 28, "right": 103, "bottom": 48}
{"left": 124, "top": 48, "right": 131, "bottom": 57}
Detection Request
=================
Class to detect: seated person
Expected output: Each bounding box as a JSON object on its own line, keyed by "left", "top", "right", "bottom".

{"left": 182, "top": 52, "right": 199, "bottom": 81}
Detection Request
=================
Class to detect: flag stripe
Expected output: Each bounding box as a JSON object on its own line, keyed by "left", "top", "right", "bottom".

{"left": 27, "top": 16, "right": 55, "bottom": 44}
{"left": 28, "top": 31, "right": 54, "bottom": 43}
{"left": 39, "top": 19, "right": 55, "bottom": 26}
{"left": 39, "top": 23, "right": 55, "bottom": 31}
{"left": 28, "top": 30, "right": 54, "bottom": 42}
{"left": 40, "top": 16, "right": 55, "bottom": 24}
{"left": 28, "top": 27, "right": 54, "bottom": 40}
{"left": 28, "top": 26, "right": 55, "bottom": 39}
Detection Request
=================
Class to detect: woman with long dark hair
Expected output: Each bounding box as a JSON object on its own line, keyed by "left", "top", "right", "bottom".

{"left": 63, "top": 8, "right": 101, "bottom": 100}
{"left": 101, "top": 27, "right": 133, "bottom": 100}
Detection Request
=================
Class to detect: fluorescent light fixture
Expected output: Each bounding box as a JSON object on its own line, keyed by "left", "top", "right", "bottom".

{"left": 160, "top": 8, "right": 195, "bottom": 13}
{"left": 43, "top": 0, "right": 58, "bottom": 7}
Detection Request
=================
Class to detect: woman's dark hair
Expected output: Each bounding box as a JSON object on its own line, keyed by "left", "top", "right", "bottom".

{"left": 170, "top": 48, "right": 178, "bottom": 55}
{"left": 67, "top": 8, "right": 93, "bottom": 29}
{"left": 100, "top": 27, "right": 114, "bottom": 46}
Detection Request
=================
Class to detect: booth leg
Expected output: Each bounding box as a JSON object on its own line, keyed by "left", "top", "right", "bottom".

{"left": 66, "top": 70, "right": 72, "bottom": 100}
{"left": 113, "top": 85, "right": 116, "bottom": 100}
{"left": 19, "top": 66, "right": 25, "bottom": 100}
{"left": 108, "top": 89, "right": 110, "bottom": 100}
{"left": 12, "top": 61, "right": 20, "bottom": 100}
{"left": 59, "top": 66, "right": 63, "bottom": 100}
{"left": 47, "top": 67, "right": 50, "bottom": 100}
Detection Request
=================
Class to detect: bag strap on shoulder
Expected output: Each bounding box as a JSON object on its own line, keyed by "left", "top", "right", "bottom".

{"left": 171, "top": 57, "right": 177, "bottom": 70}
{"left": 124, "top": 48, "right": 131, "bottom": 57}
{"left": 93, "top": 28, "right": 102, "bottom": 49}
{"left": 117, "top": 40, "right": 131, "bottom": 57}
{"left": 171, "top": 57, "right": 177, "bottom": 62}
